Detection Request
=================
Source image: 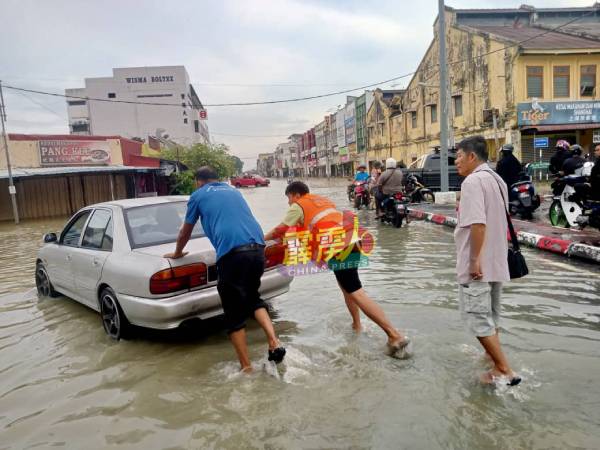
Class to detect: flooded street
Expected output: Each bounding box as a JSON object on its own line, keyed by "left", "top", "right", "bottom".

{"left": 1, "top": 179, "right": 600, "bottom": 449}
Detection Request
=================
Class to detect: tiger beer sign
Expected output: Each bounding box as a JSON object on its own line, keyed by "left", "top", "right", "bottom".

{"left": 39, "top": 140, "right": 112, "bottom": 166}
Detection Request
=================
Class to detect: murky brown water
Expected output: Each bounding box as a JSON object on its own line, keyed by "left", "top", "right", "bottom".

{"left": 1, "top": 179, "right": 600, "bottom": 449}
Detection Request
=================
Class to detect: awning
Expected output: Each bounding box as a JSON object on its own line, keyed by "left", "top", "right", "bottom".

{"left": 521, "top": 123, "right": 600, "bottom": 132}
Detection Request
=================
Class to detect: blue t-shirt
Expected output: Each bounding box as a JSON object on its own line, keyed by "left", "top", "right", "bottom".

{"left": 184, "top": 182, "right": 265, "bottom": 260}
{"left": 354, "top": 171, "right": 369, "bottom": 182}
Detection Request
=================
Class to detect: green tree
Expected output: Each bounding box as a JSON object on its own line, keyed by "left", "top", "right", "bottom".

{"left": 161, "top": 143, "right": 237, "bottom": 179}
{"left": 231, "top": 155, "right": 244, "bottom": 174}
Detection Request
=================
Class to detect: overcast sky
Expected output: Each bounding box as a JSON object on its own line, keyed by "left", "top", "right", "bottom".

{"left": 0, "top": 0, "right": 592, "bottom": 168}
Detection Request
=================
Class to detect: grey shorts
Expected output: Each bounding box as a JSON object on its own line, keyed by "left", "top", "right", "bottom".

{"left": 458, "top": 281, "right": 503, "bottom": 337}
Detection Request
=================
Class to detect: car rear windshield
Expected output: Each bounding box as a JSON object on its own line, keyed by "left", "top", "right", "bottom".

{"left": 124, "top": 202, "right": 204, "bottom": 248}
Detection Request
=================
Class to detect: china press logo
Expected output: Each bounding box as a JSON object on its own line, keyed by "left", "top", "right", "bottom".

{"left": 277, "top": 211, "right": 375, "bottom": 277}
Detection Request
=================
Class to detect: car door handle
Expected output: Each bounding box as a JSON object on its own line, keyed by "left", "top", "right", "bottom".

{"left": 92, "top": 258, "right": 100, "bottom": 266}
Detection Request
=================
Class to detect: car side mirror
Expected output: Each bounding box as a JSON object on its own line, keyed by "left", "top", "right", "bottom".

{"left": 44, "top": 233, "right": 58, "bottom": 243}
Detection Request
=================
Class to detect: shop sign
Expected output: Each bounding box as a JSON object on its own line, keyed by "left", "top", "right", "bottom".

{"left": 534, "top": 137, "right": 549, "bottom": 148}
{"left": 340, "top": 154, "right": 349, "bottom": 163}
{"left": 339, "top": 147, "right": 348, "bottom": 156}
{"left": 39, "top": 140, "right": 112, "bottom": 166}
{"left": 518, "top": 100, "right": 600, "bottom": 126}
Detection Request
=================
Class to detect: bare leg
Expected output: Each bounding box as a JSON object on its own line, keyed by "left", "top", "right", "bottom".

{"left": 254, "top": 307, "right": 280, "bottom": 350}
{"left": 344, "top": 287, "right": 405, "bottom": 345}
{"left": 229, "top": 328, "right": 252, "bottom": 372}
{"left": 341, "top": 288, "right": 362, "bottom": 332}
{"left": 477, "top": 334, "right": 515, "bottom": 378}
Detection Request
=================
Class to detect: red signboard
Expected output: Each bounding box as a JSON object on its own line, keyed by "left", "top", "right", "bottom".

{"left": 39, "top": 140, "right": 112, "bottom": 166}
{"left": 199, "top": 110, "right": 207, "bottom": 120}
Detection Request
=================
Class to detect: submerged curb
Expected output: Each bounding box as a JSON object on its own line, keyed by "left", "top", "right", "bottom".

{"left": 408, "top": 208, "right": 600, "bottom": 265}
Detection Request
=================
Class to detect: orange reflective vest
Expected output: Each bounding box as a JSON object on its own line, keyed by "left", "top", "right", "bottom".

{"left": 295, "top": 194, "right": 343, "bottom": 231}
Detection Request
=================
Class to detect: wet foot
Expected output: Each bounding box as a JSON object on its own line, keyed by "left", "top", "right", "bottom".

{"left": 351, "top": 323, "right": 362, "bottom": 333}
{"left": 386, "top": 336, "right": 411, "bottom": 359}
{"left": 241, "top": 366, "right": 253, "bottom": 374}
{"left": 480, "top": 369, "right": 521, "bottom": 386}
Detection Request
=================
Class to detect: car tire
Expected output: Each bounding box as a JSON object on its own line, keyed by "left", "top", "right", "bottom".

{"left": 35, "top": 262, "right": 59, "bottom": 298}
{"left": 255, "top": 182, "right": 260, "bottom": 187}
{"left": 235, "top": 183, "right": 241, "bottom": 188}
{"left": 100, "top": 287, "right": 131, "bottom": 340}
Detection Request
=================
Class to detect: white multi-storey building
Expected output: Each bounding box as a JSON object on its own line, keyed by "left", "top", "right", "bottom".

{"left": 66, "top": 66, "right": 209, "bottom": 145}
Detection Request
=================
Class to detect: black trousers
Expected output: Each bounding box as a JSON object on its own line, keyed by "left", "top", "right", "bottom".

{"left": 216, "top": 248, "right": 268, "bottom": 333}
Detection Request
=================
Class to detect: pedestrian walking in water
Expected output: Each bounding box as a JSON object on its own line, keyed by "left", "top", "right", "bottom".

{"left": 165, "top": 166, "right": 285, "bottom": 372}
{"left": 264, "top": 181, "right": 410, "bottom": 356}
{"left": 454, "top": 136, "right": 521, "bottom": 386}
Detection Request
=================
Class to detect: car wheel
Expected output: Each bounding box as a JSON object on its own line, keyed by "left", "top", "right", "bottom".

{"left": 235, "top": 183, "right": 241, "bottom": 188}
{"left": 255, "top": 182, "right": 260, "bottom": 187}
{"left": 35, "top": 263, "right": 59, "bottom": 298}
{"left": 100, "top": 287, "right": 131, "bottom": 340}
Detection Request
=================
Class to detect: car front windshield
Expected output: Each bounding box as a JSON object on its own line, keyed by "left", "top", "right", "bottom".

{"left": 124, "top": 202, "right": 204, "bottom": 248}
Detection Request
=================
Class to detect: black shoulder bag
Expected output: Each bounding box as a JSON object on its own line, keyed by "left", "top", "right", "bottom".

{"left": 485, "top": 170, "right": 529, "bottom": 279}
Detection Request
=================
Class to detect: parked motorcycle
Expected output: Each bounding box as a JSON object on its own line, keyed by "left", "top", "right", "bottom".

{"left": 380, "top": 191, "right": 410, "bottom": 228}
{"left": 403, "top": 174, "right": 435, "bottom": 203}
{"left": 508, "top": 173, "right": 540, "bottom": 220}
{"left": 549, "top": 162, "right": 600, "bottom": 230}
{"left": 353, "top": 180, "right": 371, "bottom": 209}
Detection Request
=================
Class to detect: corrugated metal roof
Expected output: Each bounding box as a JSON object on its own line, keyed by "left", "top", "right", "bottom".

{"left": 469, "top": 25, "right": 600, "bottom": 49}
{"left": 0, "top": 165, "right": 161, "bottom": 180}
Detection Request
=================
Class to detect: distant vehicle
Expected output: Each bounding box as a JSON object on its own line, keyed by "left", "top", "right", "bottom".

{"left": 230, "top": 174, "right": 270, "bottom": 188}
{"left": 35, "top": 197, "right": 292, "bottom": 339}
{"left": 405, "top": 148, "right": 464, "bottom": 191}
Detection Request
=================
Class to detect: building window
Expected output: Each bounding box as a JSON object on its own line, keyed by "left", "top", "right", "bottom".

{"left": 108, "top": 93, "right": 116, "bottom": 98}
{"left": 453, "top": 95, "right": 463, "bottom": 117}
{"left": 526, "top": 66, "right": 544, "bottom": 98}
{"left": 580, "top": 65, "right": 596, "bottom": 97}
{"left": 183, "top": 118, "right": 188, "bottom": 124}
{"left": 411, "top": 111, "right": 417, "bottom": 129}
{"left": 553, "top": 66, "right": 570, "bottom": 98}
{"left": 181, "top": 93, "right": 185, "bottom": 99}
{"left": 430, "top": 105, "right": 437, "bottom": 123}
{"left": 194, "top": 120, "right": 200, "bottom": 133}
{"left": 67, "top": 100, "right": 86, "bottom": 106}
{"left": 71, "top": 123, "right": 89, "bottom": 133}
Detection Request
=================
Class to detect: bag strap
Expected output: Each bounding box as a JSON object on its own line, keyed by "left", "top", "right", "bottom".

{"left": 482, "top": 169, "right": 521, "bottom": 252}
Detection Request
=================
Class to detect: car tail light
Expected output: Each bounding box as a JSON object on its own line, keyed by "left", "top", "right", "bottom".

{"left": 150, "top": 263, "right": 208, "bottom": 294}
{"left": 265, "top": 243, "right": 285, "bottom": 269}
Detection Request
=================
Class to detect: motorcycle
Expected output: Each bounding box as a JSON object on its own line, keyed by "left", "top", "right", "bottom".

{"left": 549, "top": 162, "right": 600, "bottom": 230}
{"left": 380, "top": 191, "right": 410, "bottom": 228}
{"left": 508, "top": 172, "right": 540, "bottom": 220}
{"left": 353, "top": 180, "right": 370, "bottom": 209}
{"left": 403, "top": 174, "right": 435, "bottom": 203}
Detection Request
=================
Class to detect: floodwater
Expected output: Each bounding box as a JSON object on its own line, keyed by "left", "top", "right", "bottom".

{"left": 1, "top": 179, "right": 599, "bottom": 449}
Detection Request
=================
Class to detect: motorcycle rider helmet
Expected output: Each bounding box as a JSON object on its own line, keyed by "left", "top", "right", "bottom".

{"left": 500, "top": 144, "right": 514, "bottom": 152}
{"left": 386, "top": 157, "right": 397, "bottom": 169}
{"left": 570, "top": 144, "right": 583, "bottom": 156}
{"left": 358, "top": 164, "right": 366, "bottom": 170}
{"left": 556, "top": 139, "right": 570, "bottom": 151}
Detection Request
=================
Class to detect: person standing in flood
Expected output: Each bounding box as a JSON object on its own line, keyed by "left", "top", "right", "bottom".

{"left": 454, "top": 136, "right": 521, "bottom": 386}
{"left": 165, "top": 166, "right": 286, "bottom": 373}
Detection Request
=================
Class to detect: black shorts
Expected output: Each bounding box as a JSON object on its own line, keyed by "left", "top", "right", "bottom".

{"left": 216, "top": 247, "right": 268, "bottom": 333}
{"left": 333, "top": 267, "right": 363, "bottom": 294}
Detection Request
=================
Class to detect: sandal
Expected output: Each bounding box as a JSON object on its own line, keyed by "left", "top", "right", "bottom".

{"left": 386, "top": 337, "right": 411, "bottom": 359}
{"left": 268, "top": 347, "right": 286, "bottom": 364}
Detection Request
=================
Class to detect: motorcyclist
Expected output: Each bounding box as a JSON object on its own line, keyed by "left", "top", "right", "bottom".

{"left": 561, "top": 144, "right": 585, "bottom": 176}
{"left": 574, "top": 143, "right": 600, "bottom": 202}
{"left": 549, "top": 139, "right": 571, "bottom": 174}
{"left": 495, "top": 144, "right": 523, "bottom": 187}
{"left": 354, "top": 164, "right": 370, "bottom": 182}
{"left": 376, "top": 158, "right": 404, "bottom": 216}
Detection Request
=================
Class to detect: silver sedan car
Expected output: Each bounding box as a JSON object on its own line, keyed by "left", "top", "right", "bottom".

{"left": 35, "top": 196, "right": 293, "bottom": 339}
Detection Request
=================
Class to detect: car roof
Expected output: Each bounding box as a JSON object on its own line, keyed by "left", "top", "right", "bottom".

{"left": 94, "top": 195, "right": 190, "bottom": 209}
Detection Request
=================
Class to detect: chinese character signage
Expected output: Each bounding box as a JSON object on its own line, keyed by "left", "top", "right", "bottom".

{"left": 199, "top": 110, "right": 207, "bottom": 120}
{"left": 39, "top": 140, "right": 112, "bottom": 166}
{"left": 517, "top": 101, "right": 600, "bottom": 126}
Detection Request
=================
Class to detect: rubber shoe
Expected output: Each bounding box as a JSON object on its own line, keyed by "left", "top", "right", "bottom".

{"left": 268, "top": 347, "right": 286, "bottom": 364}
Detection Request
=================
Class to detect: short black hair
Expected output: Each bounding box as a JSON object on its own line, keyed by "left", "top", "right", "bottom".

{"left": 195, "top": 166, "right": 218, "bottom": 181}
{"left": 457, "top": 135, "right": 488, "bottom": 161}
{"left": 285, "top": 181, "right": 309, "bottom": 196}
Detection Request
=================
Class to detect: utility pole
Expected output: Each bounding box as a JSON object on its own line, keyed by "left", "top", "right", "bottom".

{"left": 438, "top": 0, "right": 449, "bottom": 192}
{"left": 0, "top": 81, "right": 19, "bottom": 224}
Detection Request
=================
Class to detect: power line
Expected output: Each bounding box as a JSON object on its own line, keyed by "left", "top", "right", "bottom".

{"left": 2, "top": 9, "right": 597, "bottom": 108}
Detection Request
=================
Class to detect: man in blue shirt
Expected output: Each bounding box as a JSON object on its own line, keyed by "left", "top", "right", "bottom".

{"left": 354, "top": 164, "right": 370, "bottom": 182}
{"left": 165, "top": 166, "right": 285, "bottom": 372}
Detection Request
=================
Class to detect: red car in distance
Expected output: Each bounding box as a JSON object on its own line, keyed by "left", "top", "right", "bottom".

{"left": 230, "top": 174, "right": 270, "bottom": 188}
